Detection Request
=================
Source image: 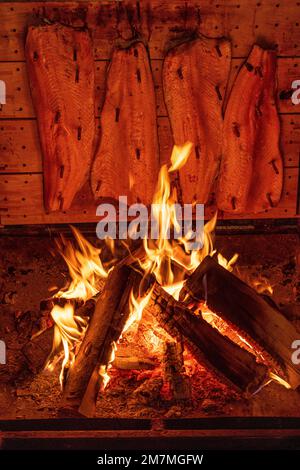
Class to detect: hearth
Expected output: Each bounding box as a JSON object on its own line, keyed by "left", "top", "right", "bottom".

{"left": 0, "top": 0, "right": 300, "bottom": 451}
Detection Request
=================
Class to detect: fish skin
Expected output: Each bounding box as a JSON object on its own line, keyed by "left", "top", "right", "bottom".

{"left": 91, "top": 42, "right": 160, "bottom": 206}
{"left": 25, "top": 25, "right": 95, "bottom": 212}
{"left": 162, "top": 36, "right": 231, "bottom": 204}
{"left": 217, "top": 45, "right": 283, "bottom": 214}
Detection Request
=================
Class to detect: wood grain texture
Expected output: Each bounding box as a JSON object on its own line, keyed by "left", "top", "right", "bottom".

{"left": 1, "top": 115, "right": 298, "bottom": 174}
{"left": 0, "top": 168, "right": 298, "bottom": 225}
{"left": 91, "top": 42, "right": 160, "bottom": 205}
{"left": 1, "top": 1, "right": 300, "bottom": 60}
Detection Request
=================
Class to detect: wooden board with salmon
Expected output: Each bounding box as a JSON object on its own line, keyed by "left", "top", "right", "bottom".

{"left": 217, "top": 45, "right": 283, "bottom": 214}
{"left": 25, "top": 24, "right": 95, "bottom": 213}
{"left": 91, "top": 41, "right": 160, "bottom": 206}
{"left": 162, "top": 36, "right": 231, "bottom": 204}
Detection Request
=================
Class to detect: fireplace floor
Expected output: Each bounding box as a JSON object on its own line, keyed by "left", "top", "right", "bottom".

{"left": 0, "top": 229, "right": 299, "bottom": 420}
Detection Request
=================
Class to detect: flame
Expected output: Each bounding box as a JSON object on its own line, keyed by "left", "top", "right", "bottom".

{"left": 169, "top": 141, "right": 193, "bottom": 172}
{"left": 123, "top": 289, "right": 153, "bottom": 334}
{"left": 45, "top": 141, "right": 288, "bottom": 396}
{"left": 54, "top": 226, "right": 109, "bottom": 300}
{"left": 46, "top": 226, "right": 110, "bottom": 387}
{"left": 46, "top": 303, "right": 87, "bottom": 387}
{"left": 269, "top": 372, "right": 291, "bottom": 389}
{"left": 141, "top": 142, "right": 238, "bottom": 290}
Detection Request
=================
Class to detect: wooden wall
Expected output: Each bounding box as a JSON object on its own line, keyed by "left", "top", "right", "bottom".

{"left": 0, "top": 0, "right": 299, "bottom": 225}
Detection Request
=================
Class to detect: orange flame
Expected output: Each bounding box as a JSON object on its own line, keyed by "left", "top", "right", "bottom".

{"left": 141, "top": 142, "right": 238, "bottom": 290}
{"left": 45, "top": 142, "right": 288, "bottom": 394}
{"left": 46, "top": 227, "right": 110, "bottom": 387}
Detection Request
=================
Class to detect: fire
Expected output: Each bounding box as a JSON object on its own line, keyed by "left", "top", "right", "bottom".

{"left": 46, "top": 303, "right": 87, "bottom": 387}
{"left": 269, "top": 372, "right": 291, "bottom": 389}
{"left": 141, "top": 142, "right": 238, "bottom": 290}
{"left": 54, "top": 225, "right": 109, "bottom": 300}
{"left": 169, "top": 142, "right": 193, "bottom": 172}
{"left": 46, "top": 227, "right": 110, "bottom": 387}
{"left": 45, "top": 141, "right": 290, "bottom": 394}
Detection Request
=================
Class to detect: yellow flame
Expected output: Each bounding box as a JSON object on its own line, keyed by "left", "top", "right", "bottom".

{"left": 269, "top": 372, "right": 291, "bottom": 389}
{"left": 141, "top": 143, "right": 238, "bottom": 290}
{"left": 55, "top": 226, "right": 109, "bottom": 300}
{"left": 46, "top": 303, "right": 87, "bottom": 388}
{"left": 169, "top": 142, "right": 193, "bottom": 172}
{"left": 46, "top": 226, "right": 110, "bottom": 387}
{"left": 123, "top": 289, "right": 153, "bottom": 334}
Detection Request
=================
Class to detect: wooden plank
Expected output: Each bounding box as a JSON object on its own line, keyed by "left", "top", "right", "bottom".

{"left": 0, "top": 58, "right": 299, "bottom": 119}
{"left": 0, "top": 174, "right": 99, "bottom": 224}
{"left": 0, "top": 120, "right": 42, "bottom": 172}
{"left": 0, "top": 168, "right": 298, "bottom": 225}
{"left": 1, "top": 113, "right": 299, "bottom": 173}
{"left": 0, "top": 61, "right": 107, "bottom": 118}
{"left": 1, "top": 1, "right": 300, "bottom": 61}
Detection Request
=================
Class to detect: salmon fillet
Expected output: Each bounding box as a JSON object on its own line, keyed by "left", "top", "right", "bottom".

{"left": 162, "top": 36, "right": 231, "bottom": 204}
{"left": 247, "top": 50, "right": 283, "bottom": 213}
{"left": 26, "top": 25, "right": 95, "bottom": 212}
{"left": 217, "top": 45, "right": 283, "bottom": 213}
{"left": 91, "top": 42, "right": 160, "bottom": 205}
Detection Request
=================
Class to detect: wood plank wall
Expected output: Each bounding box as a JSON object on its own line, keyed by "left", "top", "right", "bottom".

{"left": 0, "top": 0, "right": 299, "bottom": 225}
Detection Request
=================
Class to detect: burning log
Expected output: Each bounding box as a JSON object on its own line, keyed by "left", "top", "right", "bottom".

{"left": 114, "top": 355, "right": 156, "bottom": 371}
{"left": 148, "top": 283, "right": 267, "bottom": 394}
{"left": 61, "top": 265, "right": 146, "bottom": 415}
{"left": 180, "top": 255, "right": 300, "bottom": 389}
{"left": 163, "top": 341, "right": 191, "bottom": 401}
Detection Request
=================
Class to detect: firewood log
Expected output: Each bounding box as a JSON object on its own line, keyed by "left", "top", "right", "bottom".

{"left": 61, "top": 265, "right": 148, "bottom": 415}
{"left": 180, "top": 255, "right": 300, "bottom": 389}
{"left": 113, "top": 355, "right": 156, "bottom": 370}
{"left": 147, "top": 283, "right": 267, "bottom": 394}
{"left": 163, "top": 341, "right": 191, "bottom": 401}
{"left": 25, "top": 24, "right": 95, "bottom": 212}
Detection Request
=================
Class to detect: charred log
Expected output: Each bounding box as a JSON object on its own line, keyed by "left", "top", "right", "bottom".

{"left": 180, "top": 255, "right": 300, "bottom": 389}
{"left": 148, "top": 283, "right": 267, "bottom": 394}
{"left": 163, "top": 340, "right": 191, "bottom": 401}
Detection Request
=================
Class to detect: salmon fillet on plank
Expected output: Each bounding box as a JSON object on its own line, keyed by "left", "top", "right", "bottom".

{"left": 91, "top": 42, "right": 160, "bottom": 206}
{"left": 217, "top": 45, "right": 283, "bottom": 213}
{"left": 26, "top": 25, "right": 95, "bottom": 212}
{"left": 162, "top": 36, "right": 231, "bottom": 204}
